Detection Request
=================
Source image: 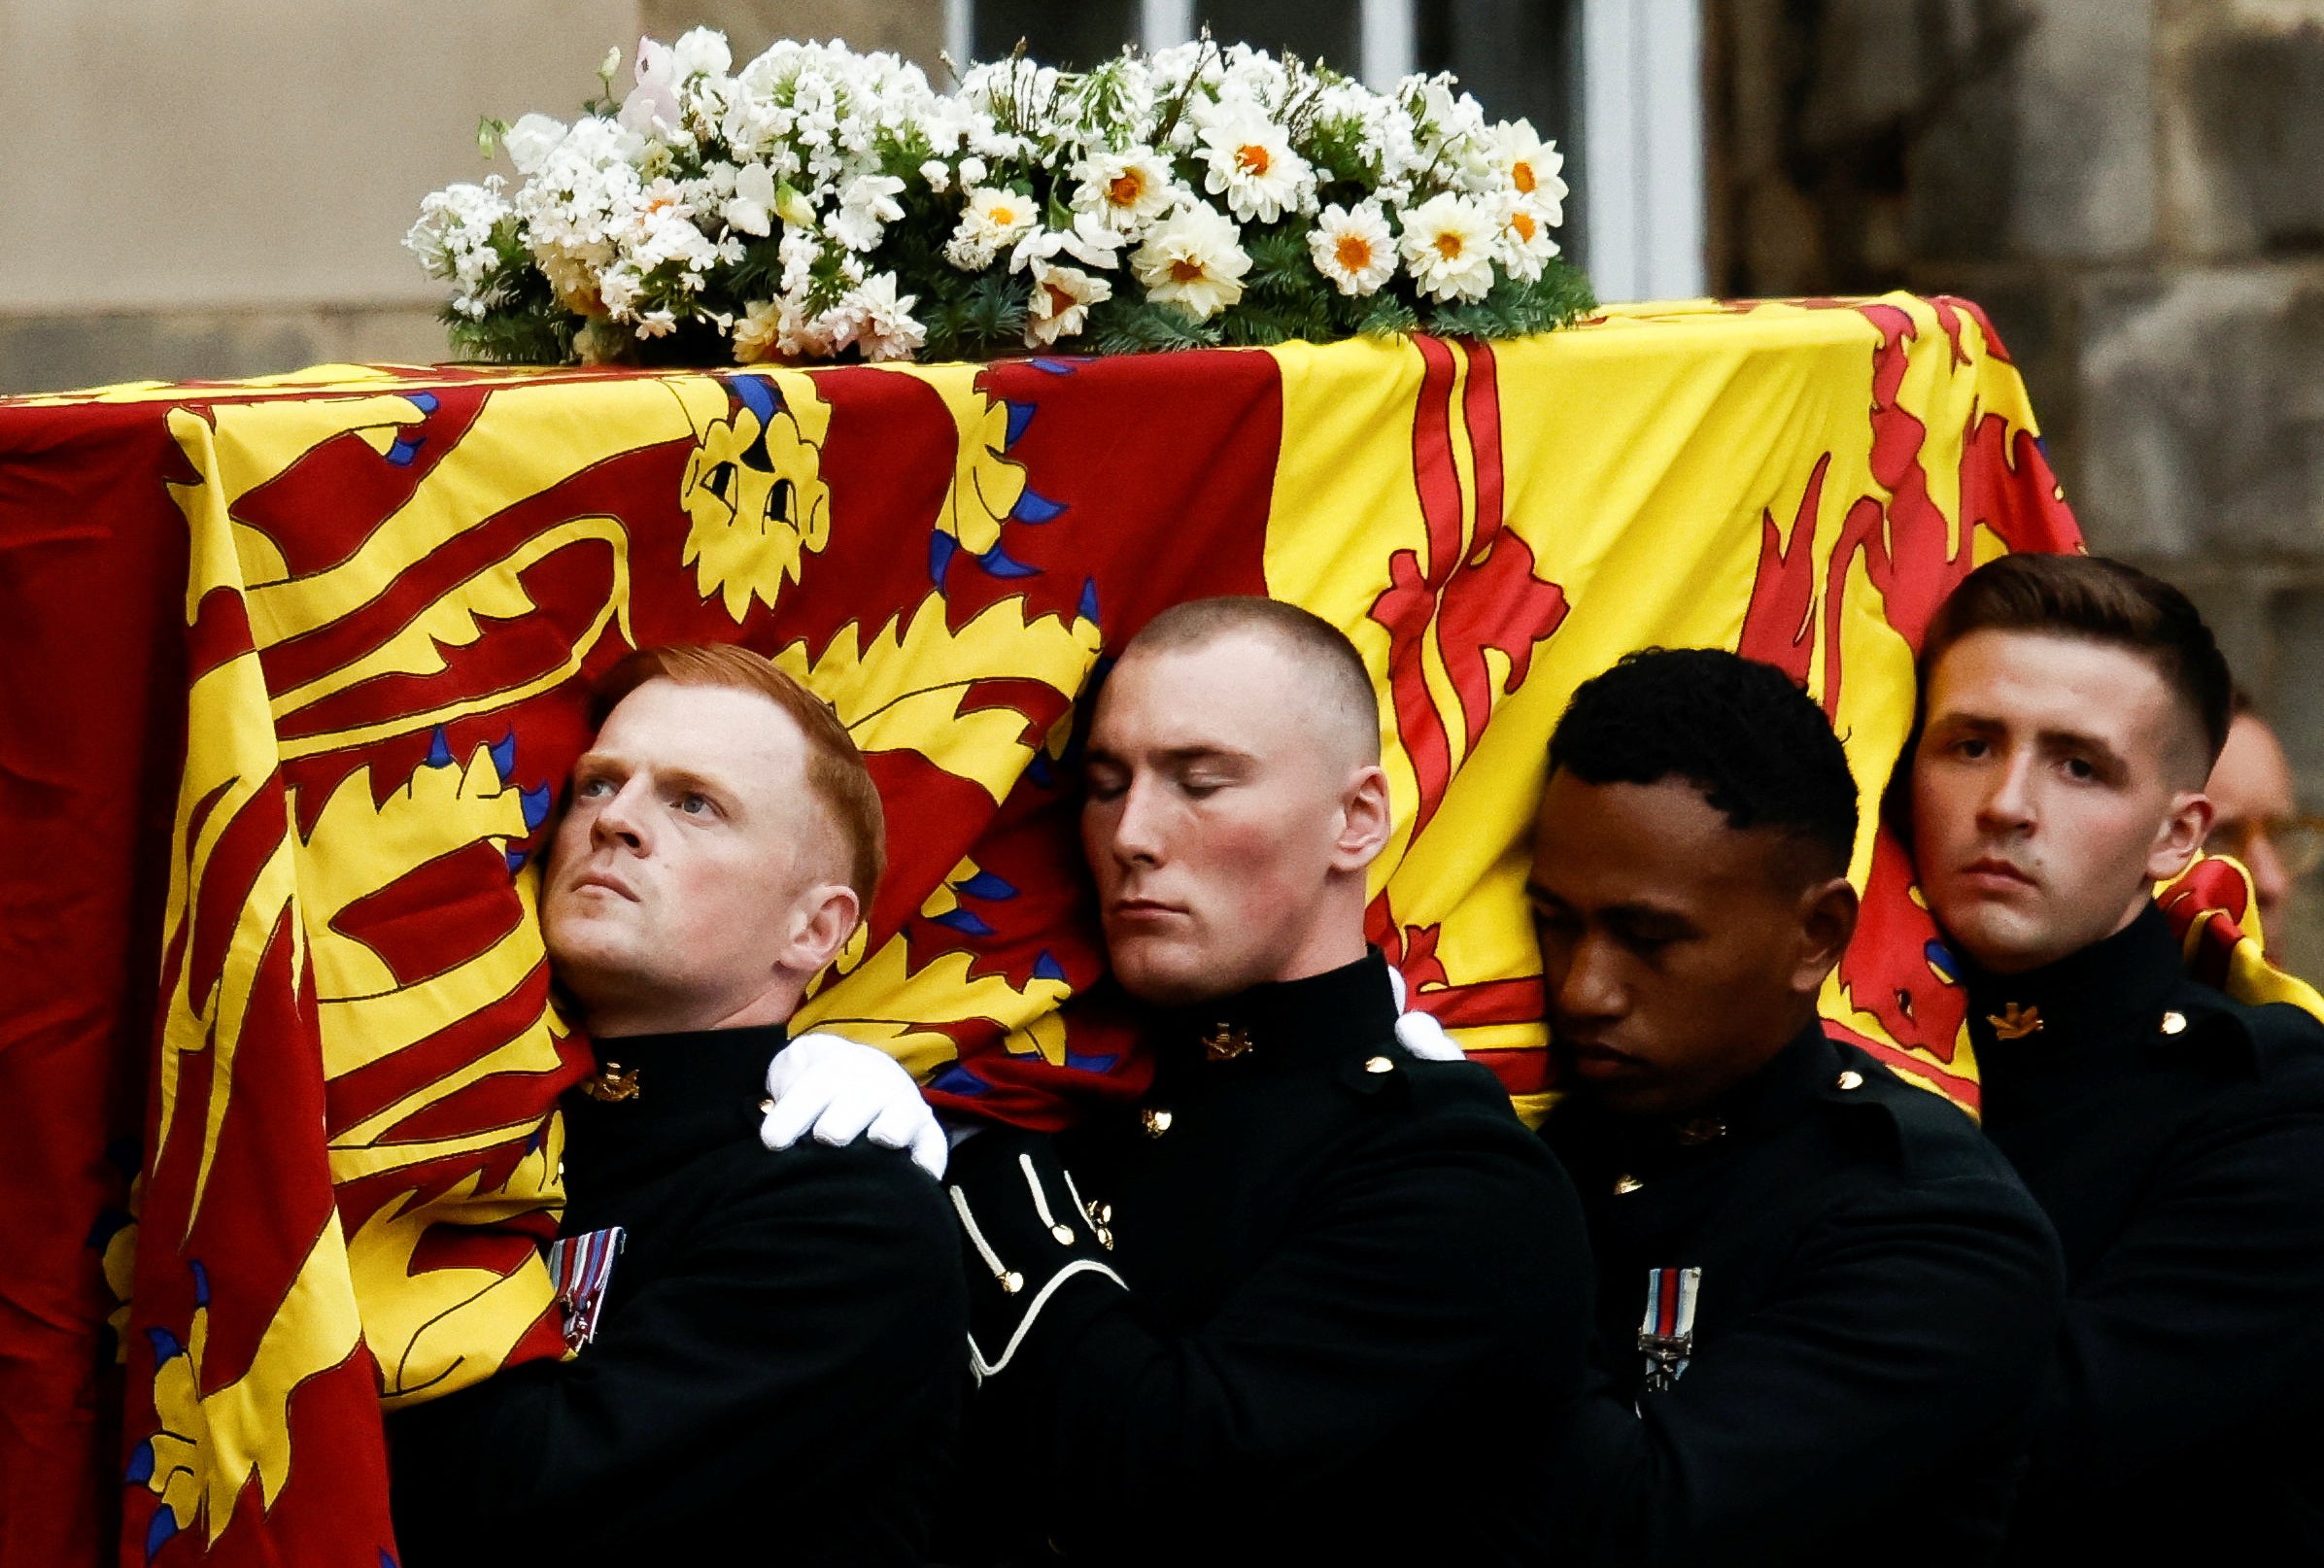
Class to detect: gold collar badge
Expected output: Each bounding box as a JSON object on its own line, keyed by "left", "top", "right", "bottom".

{"left": 1986, "top": 1003, "right": 2044, "bottom": 1041}
{"left": 581, "top": 1062, "right": 642, "bottom": 1102}
{"left": 1202, "top": 1022, "right": 1253, "bottom": 1062}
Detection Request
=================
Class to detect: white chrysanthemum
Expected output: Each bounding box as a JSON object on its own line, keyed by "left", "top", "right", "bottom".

{"left": 1025, "top": 261, "right": 1112, "bottom": 348}
{"left": 1496, "top": 197, "right": 1560, "bottom": 282}
{"left": 1398, "top": 191, "right": 1497, "bottom": 302}
{"left": 1491, "top": 119, "right": 1568, "bottom": 226}
{"left": 919, "top": 158, "right": 951, "bottom": 194}
{"left": 833, "top": 272, "right": 926, "bottom": 361}
{"left": 829, "top": 173, "right": 906, "bottom": 251}
{"left": 1307, "top": 203, "right": 1396, "bottom": 296}
{"left": 1072, "top": 149, "right": 1177, "bottom": 231}
{"left": 944, "top": 185, "right": 1039, "bottom": 270}
{"left": 1130, "top": 202, "right": 1249, "bottom": 322}
{"left": 1197, "top": 116, "right": 1314, "bottom": 223}
{"left": 733, "top": 299, "right": 784, "bottom": 362}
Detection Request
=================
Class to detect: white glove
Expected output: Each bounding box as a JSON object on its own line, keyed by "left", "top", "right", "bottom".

{"left": 1385, "top": 965, "right": 1467, "bottom": 1062}
{"left": 761, "top": 1033, "right": 948, "bottom": 1179}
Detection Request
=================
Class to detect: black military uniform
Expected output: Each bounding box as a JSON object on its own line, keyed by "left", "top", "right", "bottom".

{"left": 1545, "top": 1023, "right": 2065, "bottom": 1567}
{"left": 388, "top": 1024, "right": 967, "bottom": 1567}
{"left": 939, "top": 952, "right": 1592, "bottom": 1566}
{"left": 1965, "top": 903, "right": 2324, "bottom": 1560}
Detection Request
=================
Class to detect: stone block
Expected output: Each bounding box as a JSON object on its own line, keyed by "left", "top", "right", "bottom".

{"left": 2162, "top": 2, "right": 2324, "bottom": 258}
{"left": 2072, "top": 262, "right": 2324, "bottom": 559}
{"left": 0, "top": 305, "right": 451, "bottom": 396}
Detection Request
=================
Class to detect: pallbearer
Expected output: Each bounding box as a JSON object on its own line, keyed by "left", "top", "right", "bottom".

{"left": 387, "top": 645, "right": 963, "bottom": 1567}
{"left": 1532, "top": 648, "right": 2064, "bottom": 1566}
{"left": 1905, "top": 555, "right": 2324, "bottom": 1560}
{"left": 940, "top": 597, "right": 1593, "bottom": 1567}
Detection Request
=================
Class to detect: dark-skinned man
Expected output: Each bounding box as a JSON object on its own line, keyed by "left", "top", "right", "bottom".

{"left": 1904, "top": 554, "right": 2324, "bottom": 1559}
{"left": 938, "top": 597, "right": 1593, "bottom": 1567}
{"left": 1531, "top": 647, "right": 2065, "bottom": 1567}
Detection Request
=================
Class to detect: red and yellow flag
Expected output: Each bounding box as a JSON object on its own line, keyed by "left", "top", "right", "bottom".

{"left": 2, "top": 293, "right": 2094, "bottom": 1564}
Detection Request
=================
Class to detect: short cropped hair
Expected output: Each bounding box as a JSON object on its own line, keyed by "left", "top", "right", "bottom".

{"left": 1121, "top": 597, "right": 1381, "bottom": 765}
{"left": 593, "top": 643, "right": 886, "bottom": 909}
{"left": 1919, "top": 555, "right": 2232, "bottom": 767}
{"left": 1550, "top": 647, "right": 1860, "bottom": 880}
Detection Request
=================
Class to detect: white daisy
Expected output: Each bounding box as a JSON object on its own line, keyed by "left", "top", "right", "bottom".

{"left": 1131, "top": 202, "right": 1250, "bottom": 322}
{"left": 1307, "top": 203, "right": 1396, "bottom": 296}
{"left": 1398, "top": 191, "right": 1497, "bottom": 302}
{"left": 945, "top": 185, "right": 1039, "bottom": 270}
{"left": 1496, "top": 198, "right": 1561, "bottom": 282}
{"left": 1072, "top": 148, "right": 1178, "bottom": 231}
{"left": 1491, "top": 119, "right": 1568, "bottom": 227}
{"left": 1197, "top": 116, "right": 1313, "bottom": 223}
{"left": 1025, "top": 261, "right": 1112, "bottom": 347}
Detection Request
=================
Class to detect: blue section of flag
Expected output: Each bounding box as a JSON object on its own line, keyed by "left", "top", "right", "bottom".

{"left": 1033, "top": 949, "right": 1068, "bottom": 982}
{"left": 124, "top": 1440, "right": 154, "bottom": 1485}
{"left": 407, "top": 391, "right": 440, "bottom": 414}
{"left": 1011, "top": 488, "right": 1067, "bottom": 524}
{"left": 520, "top": 782, "right": 553, "bottom": 829}
{"left": 1064, "top": 1050, "right": 1119, "bottom": 1074}
{"left": 931, "top": 907, "right": 996, "bottom": 937}
{"left": 144, "top": 1508, "right": 179, "bottom": 1560}
{"left": 385, "top": 435, "right": 426, "bottom": 466}
{"left": 1078, "top": 577, "right": 1101, "bottom": 626}
{"left": 1004, "top": 400, "right": 1036, "bottom": 448}
{"left": 956, "top": 870, "right": 1016, "bottom": 901}
{"left": 424, "top": 728, "right": 453, "bottom": 768}
{"left": 189, "top": 1261, "right": 209, "bottom": 1308}
{"left": 975, "top": 543, "right": 1041, "bottom": 579}
{"left": 146, "top": 1328, "right": 183, "bottom": 1367}
{"left": 929, "top": 1063, "right": 990, "bottom": 1097}
{"left": 929, "top": 530, "right": 959, "bottom": 586}
{"left": 489, "top": 731, "right": 517, "bottom": 783}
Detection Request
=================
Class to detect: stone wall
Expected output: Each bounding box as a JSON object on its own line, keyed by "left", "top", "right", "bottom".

{"left": 1708, "top": 0, "right": 2324, "bottom": 969}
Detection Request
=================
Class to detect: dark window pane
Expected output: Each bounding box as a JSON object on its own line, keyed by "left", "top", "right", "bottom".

{"left": 1196, "top": 0, "right": 1361, "bottom": 73}
{"left": 974, "top": 0, "right": 1139, "bottom": 69}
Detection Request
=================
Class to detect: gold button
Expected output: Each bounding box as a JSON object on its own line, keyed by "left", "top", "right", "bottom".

{"left": 758, "top": 1097, "right": 775, "bottom": 1113}
{"left": 2161, "top": 1010, "right": 2188, "bottom": 1036}
{"left": 1141, "top": 1108, "right": 1174, "bottom": 1138}
{"left": 1001, "top": 1271, "right": 1024, "bottom": 1295}
{"left": 1088, "top": 1201, "right": 1113, "bottom": 1226}
{"left": 1836, "top": 1070, "right": 1865, "bottom": 1091}
{"left": 1614, "top": 1174, "right": 1643, "bottom": 1195}
{"left": 1094, "top": 1226, "right": 1114, "bottom": 1250}
{"left": 1050, "top": 1223, "right": 1076, "bottom": 1245}
{"left": 1364, "top": 1055, "right": 1394, "bottom": 1074}
{"left": 555, "top": 1160, "right": 566, "bottom": 1184}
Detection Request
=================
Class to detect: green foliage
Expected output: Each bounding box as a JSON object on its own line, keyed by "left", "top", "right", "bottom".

{"left": 1079, "top": 295, "right": 1223, "bottom": 356}
{"left": 920, "top": 270, "right": 1034, "bottom": 362}
{"left": 1419, "top": 256, "right": 1595, "bottom": 339}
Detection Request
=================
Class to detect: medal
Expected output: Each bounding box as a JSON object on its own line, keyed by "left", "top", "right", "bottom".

{"left": 1637, "top": 1266, "right": 1700, "bottom": 1393}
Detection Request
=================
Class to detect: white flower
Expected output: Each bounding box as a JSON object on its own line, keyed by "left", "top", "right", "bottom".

{"left": 503, "top": 114, "right": 566, "bottom": 176}
{"left": 1025, "top": 261, "right": 1112, "bottom": 347}
{"left": 635, "top": 307, "right": 680, "bottom": 338}
{"left": 724, "top": 162, "right": 777, "bottom": 236}
{"left": 1307, "top": 203, "right": 1396, "bottom": 296}
{"left": 774, "top": 184, "right": 817, "bottom": 228}
{"left": 1131, "top": 201, "right": 1249, "bottom": 322}
{"left": 621, "top": 80, "right": 683, "bottom": 138}
{"left": 946, "top": 185, "right": 1039, "bottom": 270}
{"left": 919, "top": 158, "right": 951, "bottom": 194}
{"left": 959, "top": 155, "right": 988, "bottom": 187}
{"left": 1398, "top": 191, "right": 1497, "bottom": 302}
{"left": 733, "top": 299, "right": 785, "bottom": 362}
{"left": 1495, "top": 197, "right": 1560, "bottom": 282}
{"left": 1008, "top": 210, "right": 1126, "bottom": 275}
{"left": 633, "top": 37, "right": 676, "bottom": 89}
{"left": 1197, "top": 116, "right": 1313, "bottom": 223}
{"left": 405, "top": 178, "right": 510, "bottom": 315}
{"left": 670, "top": 27, "right": 732, "bottom": 82}
{"left": 1072, "top": 149, "right": 1177, "bottom": 231}
{"left": 833, "top": 272, "right": 926, "bottom": 361}
{"left": 1491, "top": 119, "right": 1568, "bottom": 226}
{"left": 829, "top": 173, "right": 906, "bottom": 251}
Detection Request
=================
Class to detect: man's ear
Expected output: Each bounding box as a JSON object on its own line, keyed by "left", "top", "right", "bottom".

{"left": 782, "top": 883, "right": 863, "bottom": 979}
{"left": 2148, "top": 790, "right": 2216, "bottom": 882}
{"left": 1792, "top": 874, "right": 1861, "bottom": 999}
{"left": 1333, "top": 764, "right": 1393, "bottom": 872}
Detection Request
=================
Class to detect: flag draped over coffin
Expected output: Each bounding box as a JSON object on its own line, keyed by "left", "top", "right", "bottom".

{"left": 0, "top": 293, "right": 2089, "bottom": 1564}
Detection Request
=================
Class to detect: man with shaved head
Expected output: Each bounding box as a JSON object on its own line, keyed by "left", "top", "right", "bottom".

{"left": 936, "top": 597, "right": 1593, "bottom": 1567}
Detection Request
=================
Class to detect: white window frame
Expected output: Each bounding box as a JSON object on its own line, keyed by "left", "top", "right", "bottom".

{"left": 942, "top": 0, "right": 1705, "bottom": 302}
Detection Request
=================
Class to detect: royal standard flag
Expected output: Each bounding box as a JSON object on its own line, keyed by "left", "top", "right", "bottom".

{"left": 4, "top": 295, "right": 2099, "bottom": 1564}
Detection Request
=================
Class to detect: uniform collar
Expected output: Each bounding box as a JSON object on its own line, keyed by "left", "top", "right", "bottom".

{"left": 1552, "top": 1021, "right": 1839, "bottom": 1162}
{"left": 1959, "top": 902, "right": 2184, "bottom": 1061}
{"left": 562, "top": 1022, "right": 788, "bottom": 1186}
{"left": 1154, "top": 951, "right": 1399, "bottom": 1075}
